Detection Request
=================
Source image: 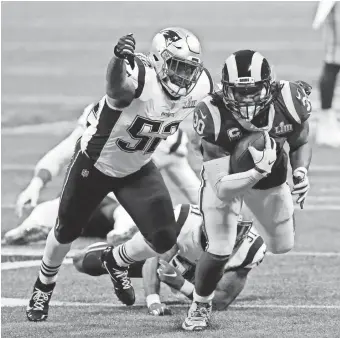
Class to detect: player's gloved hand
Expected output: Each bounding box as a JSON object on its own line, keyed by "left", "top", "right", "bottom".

{"left": 15, "top": 177, "right": 44, "bottom": 218}
{"left": 295, "top": 80, "right": 312, "bottom": 96}
{"left": 292, "top": 167, "right": 310, "bottom": 209}
{"left": 248, "top": 132, "right": 277, "bottom": 177}
{"left": 148, "top": 302, "right": 172, "bottom": 316}
{"left": 114, "top": 33, "right": 135, "bottom": 68}
{"left": 157, "top": 259, "right": 185, "bottom": 290}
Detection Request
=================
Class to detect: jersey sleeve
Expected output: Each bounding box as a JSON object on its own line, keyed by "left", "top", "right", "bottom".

{"left": 277, "top": 80, "right": 312, "bottom": 124}
{"left": 125, "top": 54, "right": 153, "bottom": 101}
{"left": 193, "top": 99, "right": 219, "bottom": 144}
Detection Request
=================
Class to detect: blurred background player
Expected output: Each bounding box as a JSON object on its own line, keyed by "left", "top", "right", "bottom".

{"left": 313, "top": 0, "right": 340, "bottom": 147}
{"left": 72, "top": 204, "right": 266, "bottom": 315}
{"left": 7, "top": 103, "right": 200, "bottom": 245}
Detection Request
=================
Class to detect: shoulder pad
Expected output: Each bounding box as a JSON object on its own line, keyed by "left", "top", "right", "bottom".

{"left": 278, "top": 80, "right": 312, "bottom": 124}
{"left": 193, "top": 98, "right": 221, "bottom": 143}
{"left": 189, "top": 68, "right": 214, "bottom": 104}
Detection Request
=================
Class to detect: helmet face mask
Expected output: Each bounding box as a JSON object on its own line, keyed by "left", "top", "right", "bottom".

{"left": 221, "top": 50, "right": 279, "bottom": 128}
{"left": 150, "top": 27, "right": 204, "bottom": 98}
{"left": 223, "top": 77, "right": 272, "bottom": 122}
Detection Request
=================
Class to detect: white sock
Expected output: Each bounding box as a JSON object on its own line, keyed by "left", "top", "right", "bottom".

{"left": 112, "top": 232, "right": 157, "bottom": 267}
{"left": 193, "top": 289, "right": 214, "bottom": 304}
{"left": 39, "top": 229, "right": 72, "bottom": 284}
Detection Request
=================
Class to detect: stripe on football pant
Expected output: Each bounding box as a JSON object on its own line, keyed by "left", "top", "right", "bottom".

{"left": 198, "top": 166, "right": 209, "bottom": 251}
{"left": 240, "top": 235, "right": 265, "bottom": 268}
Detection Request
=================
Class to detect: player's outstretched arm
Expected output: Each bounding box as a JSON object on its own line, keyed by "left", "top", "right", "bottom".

{"left": 213, "top": 268, "right": 250, "bottom": 311}
{"left": 15, "top": 125, "right": 83, "bottom": 217}
{"left": 142, "top": 247, "right": 177, "bottom": 316}
{"left": 106, "top": 34, "right": 136, "bottom": 109}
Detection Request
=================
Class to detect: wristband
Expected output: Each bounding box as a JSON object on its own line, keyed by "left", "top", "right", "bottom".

{"left": 35, "top": 169, "right": 52, "bottom": 186}
{"left": 146, "top": 294, "right": 161, "bottom": 308}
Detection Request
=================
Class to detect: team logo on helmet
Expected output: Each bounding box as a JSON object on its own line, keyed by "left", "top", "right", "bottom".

{"left": 162, "top": 30, "right": 182, "bottom": 47}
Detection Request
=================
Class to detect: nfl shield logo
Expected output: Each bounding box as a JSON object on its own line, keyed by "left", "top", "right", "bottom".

{"left": 81, "top": 169, "right": 89, "bottom": 178}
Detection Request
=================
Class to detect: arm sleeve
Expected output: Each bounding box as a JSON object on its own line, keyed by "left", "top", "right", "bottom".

{"left": 204, "top": 157, "right": 264, "bottom": 201}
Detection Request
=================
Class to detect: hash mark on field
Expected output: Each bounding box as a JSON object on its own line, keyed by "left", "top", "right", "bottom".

{"left": 2, "top": 297, "right": 340, "bottom": 310}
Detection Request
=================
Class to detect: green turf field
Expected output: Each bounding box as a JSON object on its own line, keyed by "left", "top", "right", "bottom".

{"left": 2, "top": 2, "right": 340, "bottom": 337}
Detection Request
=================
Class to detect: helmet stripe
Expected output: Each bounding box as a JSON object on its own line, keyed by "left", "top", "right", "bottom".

{"left": 225, "top": 54, "right": 238, "bottom": 82}
{"left": 251, "top": 52, "right": 264, "bottom": 81}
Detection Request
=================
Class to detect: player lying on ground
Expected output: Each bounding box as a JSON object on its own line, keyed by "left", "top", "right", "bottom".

{"left": 7, "top": 103, "right": 200, "bottom": 245}
{"left": 72, "top": 204, "right": 266, "bottom": 314}
{"left": 26, "top": 27, "right": 213, "bottom": 322}
{"left": 182, "top": 50, "right": 313, "bottom": 331}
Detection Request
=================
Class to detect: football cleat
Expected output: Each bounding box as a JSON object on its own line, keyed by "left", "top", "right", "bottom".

{"left": 182, "top": 301, "right": 212, "bottom": 331}
{"left": 26, "top": 277, "right": 55, "bottom": 322}
{"left": 101, "top": 246, "right": 135, "bottom": 306}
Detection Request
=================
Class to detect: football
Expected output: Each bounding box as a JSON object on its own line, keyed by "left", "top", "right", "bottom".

{"left": 230, "top": 132, "right": 266, "bottom": 173}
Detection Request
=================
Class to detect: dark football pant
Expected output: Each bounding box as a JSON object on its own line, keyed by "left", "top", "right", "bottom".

{"left": 55, "top": 147, "right": 177, "bottom": 253}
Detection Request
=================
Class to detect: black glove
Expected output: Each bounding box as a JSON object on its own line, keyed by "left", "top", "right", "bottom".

{"left": 114, "top": 33, "right": 135, "bottom": 68}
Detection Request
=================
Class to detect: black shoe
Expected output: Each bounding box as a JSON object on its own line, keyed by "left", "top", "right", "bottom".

{"left": 26, "top": 278, "right": 55, "bottom": 322}
{"left": 101, "top": 246, "right": 135, "bottom": 306}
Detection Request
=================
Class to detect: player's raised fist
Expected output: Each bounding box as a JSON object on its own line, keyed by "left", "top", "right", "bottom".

{"left": 114, "top": 33, "right": 136, "bottom": 59}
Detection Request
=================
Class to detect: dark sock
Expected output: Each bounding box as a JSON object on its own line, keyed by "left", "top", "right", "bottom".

{"left": 194, "top": 251, "right": 230, "bottom": 297}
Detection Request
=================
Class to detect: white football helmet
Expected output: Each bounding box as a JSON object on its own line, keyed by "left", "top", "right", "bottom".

{"left": 149, "top": 27, "right": 204, "bottom": 98}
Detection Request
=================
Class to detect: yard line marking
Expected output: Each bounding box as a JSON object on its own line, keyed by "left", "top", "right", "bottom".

{"left": 1, "top": 41, "right": 324, "bottom": 52}
{"left": 3, "top": 203, "right": 340, "bottom": 211}
{"left": 2, "top": 163, "right": 340, "bottom": 172}
{"left": 1, "top": 258, "right": 73, "bottom": 270}
{"left": 2, "top": 252, "right": 340, "bottom": 271}
{"left": 2, "top": 297, "right": 340, "bottom": 310}
{"left": 1, "top": 19, "right": 313, "bottom": 29}
{"left": 307, "top": 196, "right": 340, "bottom": 202}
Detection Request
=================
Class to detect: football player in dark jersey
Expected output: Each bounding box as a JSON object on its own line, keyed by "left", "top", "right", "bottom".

{"left": 182, "top": 50, "right": 313, "bottom": 331}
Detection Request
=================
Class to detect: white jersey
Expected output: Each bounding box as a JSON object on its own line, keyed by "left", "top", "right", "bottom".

{"left": 171, "top": 204, "right": 266, "bottom": 282}
{"left": 34, "top": 102, "right": 192, "bottom": 181}
{"left": 80, "top": 55, "right": 212, "bottom": 177}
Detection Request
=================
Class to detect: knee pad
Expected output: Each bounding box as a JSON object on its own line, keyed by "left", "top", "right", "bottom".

{"left": 150, "top": 226, "right": 177, "bottom": 254}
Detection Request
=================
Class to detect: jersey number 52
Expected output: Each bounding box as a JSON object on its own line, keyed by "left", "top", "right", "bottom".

{"left": 117, "top": 116, "right": 181, "bottom": 154}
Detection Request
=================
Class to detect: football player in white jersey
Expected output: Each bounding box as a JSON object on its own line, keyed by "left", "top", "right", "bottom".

{"left": 72, "top": 204, "right": 266, "bottom": 315}
{"left": 8, "top": 104, "right": 200, "bottom": 245}
{"left": 26, "top": 27, "right": 213, "bottom": 322}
